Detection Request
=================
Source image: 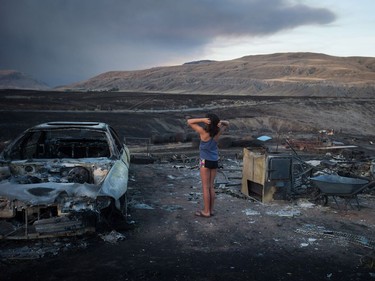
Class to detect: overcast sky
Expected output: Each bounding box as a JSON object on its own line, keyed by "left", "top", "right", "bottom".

{"left": 0, "top": 0, "right": 374, "bottom": 87}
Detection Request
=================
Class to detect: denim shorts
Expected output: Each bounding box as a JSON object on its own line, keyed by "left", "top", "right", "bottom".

{"left": 200, "top": 159, "right": 219, "bottom": 169}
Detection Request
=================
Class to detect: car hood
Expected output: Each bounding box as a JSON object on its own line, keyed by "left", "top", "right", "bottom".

{"left": 0, "top": 181, "right": 103, "bottom": 205}
{"left": 0, "top": 156, "right": 129, "bottom": 206}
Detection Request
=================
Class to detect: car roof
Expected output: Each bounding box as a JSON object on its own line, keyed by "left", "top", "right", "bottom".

{"left": 31, "top": 122, "right": 109, "bottom": 131}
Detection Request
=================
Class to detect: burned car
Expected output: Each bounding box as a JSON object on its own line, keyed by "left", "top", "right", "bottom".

{"left": 0, "top": 122, "right": 130, "bottom": 239}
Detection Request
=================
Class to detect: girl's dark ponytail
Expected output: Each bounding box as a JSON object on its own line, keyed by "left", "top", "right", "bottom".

{"left": 205, "top": 113, "right": 220, "bottom": 137}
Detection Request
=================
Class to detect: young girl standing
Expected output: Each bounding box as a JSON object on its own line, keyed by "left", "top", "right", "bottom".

{"left": 187, "top": 114, "right": 229, "bottom": 217}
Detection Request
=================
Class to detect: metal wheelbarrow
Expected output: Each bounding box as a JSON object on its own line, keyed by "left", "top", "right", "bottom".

{"left": 310, "top": 174, "right": 375, "bottom": 210}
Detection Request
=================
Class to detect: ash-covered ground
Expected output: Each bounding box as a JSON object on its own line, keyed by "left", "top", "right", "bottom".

{"left": 0, "top": 90, "right": 375, "bottom": 280}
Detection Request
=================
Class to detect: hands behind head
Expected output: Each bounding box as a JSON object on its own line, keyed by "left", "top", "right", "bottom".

{"left": 218, "top": 120, "right": 229, "bottom": 127}
{"left": 203, "top": 118, "right": 211, "bottom": 125}
{"left": 201, "top": 117, "right": 228, "bottom": 127}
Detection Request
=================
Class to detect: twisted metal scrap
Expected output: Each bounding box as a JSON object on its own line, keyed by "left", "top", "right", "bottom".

{"left": 295, "top": 224, "right": 375, "bottom": 250}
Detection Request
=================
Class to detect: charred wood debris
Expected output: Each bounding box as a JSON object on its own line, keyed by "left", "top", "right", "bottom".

{"left": 128, "top": 126, "right": 375, "bottom": 203}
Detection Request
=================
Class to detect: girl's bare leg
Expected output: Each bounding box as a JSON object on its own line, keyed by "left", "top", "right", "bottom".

{"left": 209, "top": 169, "right": 217, "bottom": 214}
{"left": 199, "top": 167, "right": 211, "bottom": 216}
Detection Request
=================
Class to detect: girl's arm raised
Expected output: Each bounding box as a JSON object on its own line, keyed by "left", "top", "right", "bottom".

{"left": 187, "top": 118, "right": 210, "bottom": 134}
{"left": 214, "top": 120, "right": 229, "bottom": 140}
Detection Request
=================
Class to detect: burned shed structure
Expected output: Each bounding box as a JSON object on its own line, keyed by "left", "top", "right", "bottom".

{"left": 241, "top": 142, "right": 375, "bottom": 205}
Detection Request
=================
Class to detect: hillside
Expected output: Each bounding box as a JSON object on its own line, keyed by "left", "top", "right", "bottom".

{"left": 0, "top": 70, "right": 50, "bottom": 90}
{"left": 59, "top": 52, "right": 375, "bottom": 96}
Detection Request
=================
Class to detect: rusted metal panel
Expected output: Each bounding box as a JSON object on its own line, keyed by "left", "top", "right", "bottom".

{"left": 241, "top": 147, "right": 292, "bottom": 202}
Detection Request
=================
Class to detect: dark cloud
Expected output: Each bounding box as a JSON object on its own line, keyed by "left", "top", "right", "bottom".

{"left": 0, "top": 0, "right": 335, "bottom": 86}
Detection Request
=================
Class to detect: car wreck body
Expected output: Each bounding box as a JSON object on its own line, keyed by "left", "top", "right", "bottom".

{"left": 0, "top": 122, "right": 130, "bottom": 239}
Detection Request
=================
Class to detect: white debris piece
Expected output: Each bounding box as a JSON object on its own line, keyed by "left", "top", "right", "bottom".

{"left": 99, "top": 230, "right": 126, "bottom": 244}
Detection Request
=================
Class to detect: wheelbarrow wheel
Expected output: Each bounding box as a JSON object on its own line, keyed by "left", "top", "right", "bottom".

{"left": 315, "top": 194, "right": 328, "bottom": 206}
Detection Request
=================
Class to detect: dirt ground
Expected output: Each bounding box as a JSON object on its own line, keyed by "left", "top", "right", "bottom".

{"left": 1, "top": 148, "right": 375, "bottom": 281}
{"left": 1, "top": 90, "right": 375, "bottom": 280}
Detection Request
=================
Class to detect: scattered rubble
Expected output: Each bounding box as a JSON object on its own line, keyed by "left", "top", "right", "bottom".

{"left": 1, "top": 133, "right": 375, "bottom": 281}
{"left": 99, "top": 230, "right": 126, "bottom": 244}
{"left": 295, "top": 224, "right": 375, "bottom": 250}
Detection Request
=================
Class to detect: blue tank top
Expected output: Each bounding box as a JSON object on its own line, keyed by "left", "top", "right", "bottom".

{"left": 199, "top": 138, "right": 218, "bottom": 161}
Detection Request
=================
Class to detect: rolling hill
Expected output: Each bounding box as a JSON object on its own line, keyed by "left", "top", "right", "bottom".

{"left": 0, "top": 70, "right": 50, "bottom": 90}
{"left": 59, "top": 52, "right": 375, "bottom": 96}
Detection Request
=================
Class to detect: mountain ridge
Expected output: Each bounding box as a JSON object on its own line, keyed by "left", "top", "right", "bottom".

{"left": 58, "top": 52, "right": 375, "bottom": 96}
{"left": 1, "top": 52, "right": 375, "bottom": 96}
{"left": 0, "top": 70, "right": 50, "bottom": 90}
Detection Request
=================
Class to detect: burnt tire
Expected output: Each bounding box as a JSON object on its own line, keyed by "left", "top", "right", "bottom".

{"left": 315, "top": 194, "right": 328, "bottom": 206}
{"left": 119, "top": 192, "right": 128, "bottom": 219}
